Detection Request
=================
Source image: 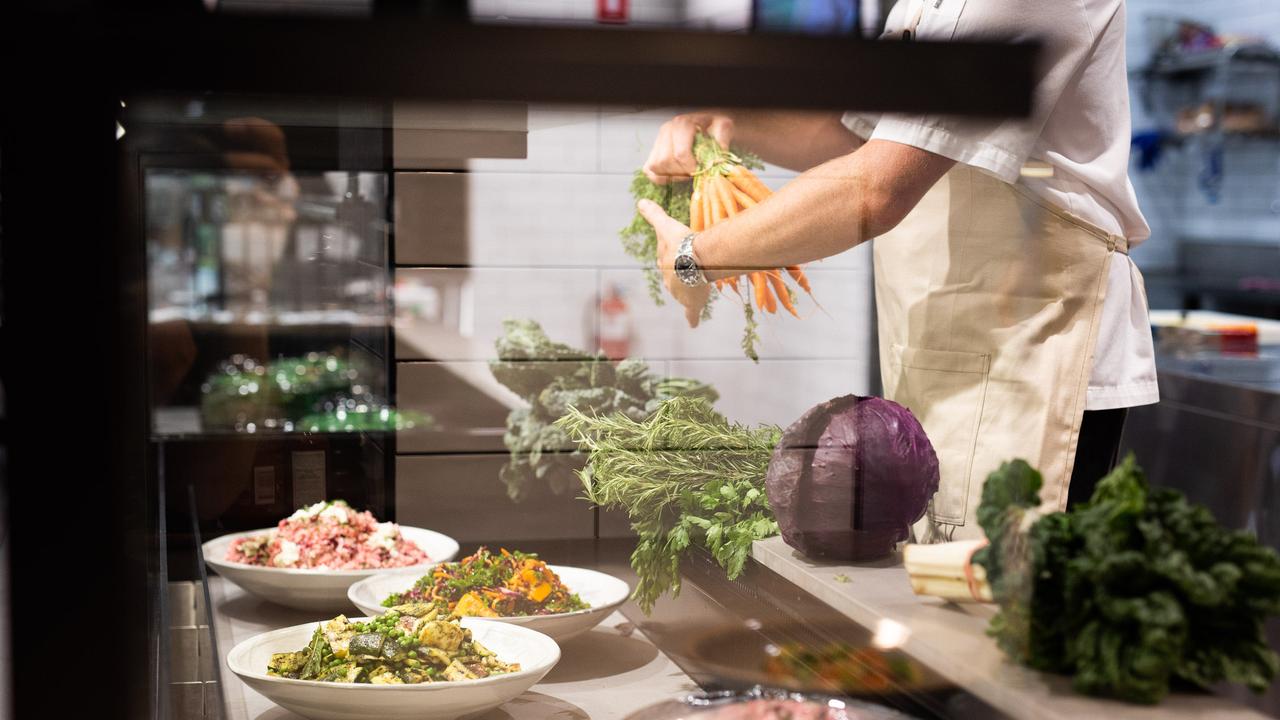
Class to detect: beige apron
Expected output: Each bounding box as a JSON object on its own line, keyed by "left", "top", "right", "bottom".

{"left": 875, "top": 165, "right": 1126, "bottom": 542}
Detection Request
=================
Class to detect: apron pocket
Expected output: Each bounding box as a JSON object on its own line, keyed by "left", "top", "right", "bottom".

{"left": 889, "top": 345, "right": 990, "bottom": 527}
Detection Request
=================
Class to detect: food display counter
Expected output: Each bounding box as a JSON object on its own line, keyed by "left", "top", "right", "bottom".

{"left": 191, "top": 537, "right": 1274, "bottom": 720}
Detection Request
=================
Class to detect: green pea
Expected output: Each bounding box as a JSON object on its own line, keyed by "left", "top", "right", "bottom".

{"left": 408, "top": 651, "right": 417, "bottom": 658}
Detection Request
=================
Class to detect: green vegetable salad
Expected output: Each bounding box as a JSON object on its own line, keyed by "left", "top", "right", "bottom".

{"left": 267, "top": 611, "right": 518, "bottom": 685}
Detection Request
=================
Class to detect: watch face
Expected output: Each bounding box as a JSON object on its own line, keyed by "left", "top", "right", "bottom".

{"left": 674, "top": 255, "right": 702, "bottom": 285}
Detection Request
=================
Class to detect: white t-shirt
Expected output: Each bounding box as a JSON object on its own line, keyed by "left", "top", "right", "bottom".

{"left": 846, "top": 0, "right": 1158, "bottom": 410}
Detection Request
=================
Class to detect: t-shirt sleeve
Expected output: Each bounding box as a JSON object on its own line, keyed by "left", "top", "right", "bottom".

{"left": 866, "top": 0, "right": 1099, "bottom": 183}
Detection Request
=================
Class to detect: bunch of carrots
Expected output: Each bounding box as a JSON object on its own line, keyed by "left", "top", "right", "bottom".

{"left": 622, "top": 133, "right": 818, "bottom": 361}
{"left": 688, "top": 158, "right": 814, "bottom": 320}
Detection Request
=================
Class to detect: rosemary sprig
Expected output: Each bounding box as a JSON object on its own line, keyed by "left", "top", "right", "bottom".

{"left": 557, "top": 396, "right": 780, "bottom": 612}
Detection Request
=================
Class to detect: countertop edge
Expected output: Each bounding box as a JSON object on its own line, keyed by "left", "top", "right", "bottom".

{"left": 750, "top": 536, "right": 1271, "bottom": 720}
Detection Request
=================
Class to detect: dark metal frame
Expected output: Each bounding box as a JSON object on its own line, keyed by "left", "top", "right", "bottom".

{"left": 1, "top": 9, "right": 1036, "bottom": 719}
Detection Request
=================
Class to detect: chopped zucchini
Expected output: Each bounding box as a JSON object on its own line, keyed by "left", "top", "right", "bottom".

{"left": 349, "top": 632, "right": 385, "bottom": 657}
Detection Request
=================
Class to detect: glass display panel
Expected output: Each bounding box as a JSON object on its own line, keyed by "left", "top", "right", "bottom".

{"left": 122, "top": 23, "right": 1280, "bottom": 719}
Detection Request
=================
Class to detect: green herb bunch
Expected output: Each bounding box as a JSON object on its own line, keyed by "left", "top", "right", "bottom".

{"left": 974, "top": 455, "right": 1280, "bottom": 704}
{"left": 557, "top": 396, "right": 780, "bottom": 612}
{"left": 489, "top": 319, "right": 717, "bottom": 502}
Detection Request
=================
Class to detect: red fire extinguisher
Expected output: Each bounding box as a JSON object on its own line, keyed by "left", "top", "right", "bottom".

{"left": 597, "top": 0, "right": 628, "bottom": 24}
{"left": 594, "top": 284, "right": 634, "bottom": 359}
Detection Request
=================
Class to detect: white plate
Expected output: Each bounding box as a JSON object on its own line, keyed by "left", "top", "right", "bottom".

{"left": 348, "top": 565, "right": 630, "bottom": 643}
{"left": 204, "top": 527, "right": 460, "bottom": 612}
{"left": 227, "top": 617, "right": 560, "bottom": 720}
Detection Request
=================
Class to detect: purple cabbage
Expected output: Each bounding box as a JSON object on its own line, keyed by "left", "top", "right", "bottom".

{"left": 765, "top": 395, "right": 940, "bottom": 561}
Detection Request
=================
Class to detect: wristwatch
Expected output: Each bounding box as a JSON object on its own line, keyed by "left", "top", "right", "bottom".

{"left": 674, "top": 233, "right": 708, "bottom": 287}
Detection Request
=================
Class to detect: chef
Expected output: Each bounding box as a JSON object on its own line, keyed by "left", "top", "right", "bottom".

{"left": 637, "top": 0, "right": 1158, "bottom": 541}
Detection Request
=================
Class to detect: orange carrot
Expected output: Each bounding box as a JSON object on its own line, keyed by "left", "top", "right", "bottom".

{"left": 786, "top": 265, "right": 813, "bottom": 295}
{"left": 766, "top": 270, "right": 799, "bottom": 317}
{"left": 690, "top": 186, "right": 705, "bottom": 231}
{"left": 728, "top": 165, "right": 772, "bottom": 203}
{"left": 715, "top": 278, "right": 724, "bottom": 291}
{"left": 707, "top": 175, "right": 734, "bottom": 219}
{"left": 707, "top": 175, "right": 726, "bottom": 224}
{"left": 730, "top": 185, "right": 758, "bottom": 208}
{"left": 702, "top": 181, "right": 715, "bottom": 227}
{"left": 726, "top": 275, "right": 740, "bottom": 295}
{"left": 716, "top": 175, "right": 739, "bottom": 217}
{"left": 752, "top": 271, "right": 777, "bottom": 314}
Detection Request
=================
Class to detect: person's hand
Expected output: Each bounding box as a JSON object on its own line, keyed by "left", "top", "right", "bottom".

{"left": 643, "top": 112, "right": 734, "bottom": 185}
{"left": 637, "top": 199, "right": 712, "bottom": 327}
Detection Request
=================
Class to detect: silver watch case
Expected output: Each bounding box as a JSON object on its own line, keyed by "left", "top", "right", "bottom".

{"left": 674, "top": 233, "right": 708, "bottom": 287}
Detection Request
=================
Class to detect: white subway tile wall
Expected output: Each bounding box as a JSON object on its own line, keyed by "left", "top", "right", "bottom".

{"left": 393, "top": 105, "right": 874, "bottom": 538}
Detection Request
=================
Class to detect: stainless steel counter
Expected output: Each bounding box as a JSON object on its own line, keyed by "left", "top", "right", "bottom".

{"left": 1121, "top": 357, "right": 1280, "bottom": 549}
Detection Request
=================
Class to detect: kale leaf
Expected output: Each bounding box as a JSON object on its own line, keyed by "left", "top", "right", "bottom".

{"left": 975, "top": 454, "right": 1280, "bottom": 704}
{"left": 489, "top": 319, "right": 717, "bottom": 502}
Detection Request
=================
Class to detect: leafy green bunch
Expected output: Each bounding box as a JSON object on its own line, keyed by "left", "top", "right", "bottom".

{"left": 974, "top": 455, "right": 1280, "bottom": 704}
{"left": 557, "top": 396, "right": 780, "bottom": 612}
{"left": 489, "top": 319, "right": 717, "bottom": 502}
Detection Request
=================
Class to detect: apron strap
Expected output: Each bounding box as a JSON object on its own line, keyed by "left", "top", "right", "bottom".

{"left": 1009, "top": 178, "right": 1131, "bottom": 255}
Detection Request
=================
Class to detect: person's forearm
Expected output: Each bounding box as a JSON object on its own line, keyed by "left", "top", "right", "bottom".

{"left": 721, "top": 111, "right": 863, "bottom": 172}
{"left": 697, "top": 140, "right": 954, "bottom": 277}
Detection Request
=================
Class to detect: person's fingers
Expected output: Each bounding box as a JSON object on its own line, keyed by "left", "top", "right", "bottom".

{"left": 668, "top": 117, "right": 698, "bottom": 177}
{"left": 644, "top": 116, "right": 702, "bottom": 183}
{"left": 707, "top": 115, "right": 735, "bottom": 149}
{"left": 637, "top": 198, "right": 679, "bottom": 234}
{"left": 643, "top": 124, "right": 675, "bottom": 184}
{"left": 685, "top": 303, "right": 702, "bottom": 328}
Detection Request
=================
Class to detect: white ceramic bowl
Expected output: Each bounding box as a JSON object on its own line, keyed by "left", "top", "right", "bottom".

{"left": 204, "top": 527, "right": 460, "bottom": 612}
{"left": 227, "top": 617, "right": 560, "bottom": 720}
{"left": 348, "top": 565, "right": 630, "bottom": 643}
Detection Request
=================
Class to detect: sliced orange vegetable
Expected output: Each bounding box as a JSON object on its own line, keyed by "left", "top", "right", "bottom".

{"left": 529, "top": 583, "right": 553, "bottom": 603}
{"left": 454, "top": 592, "right": 498, "bottom": 617}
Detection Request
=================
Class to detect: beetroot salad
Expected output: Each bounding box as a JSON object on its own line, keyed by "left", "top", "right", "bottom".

{"left": 224, "top": 500, "right": 429, "bottom": 570}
